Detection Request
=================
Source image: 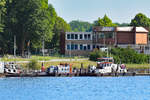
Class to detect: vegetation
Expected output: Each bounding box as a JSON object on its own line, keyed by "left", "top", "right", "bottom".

{"left": 114, "top": 23, "right": 130, "bottom": 26}
{"left": 94, "top": 15, "right": 117, "bottom": 27}
{"left": 89, "top": 47, "right": 149, "bottom": 64}
{"left": 0, "top": 0, "right": 71, "bottom": 56}
{"left": 130, "top": 13, "right": 150, "bottom": 27}
{"left": 69, "top": 20, "right": 93, "bottom": 32}
{"left": 26, "top": 59, "right": 40, "bottom": 70}
{"left": 89, "top": 49, "right": 106, "bottom": 61}
{"left": 111, "top": 47, "right": 149, "bottom": 64}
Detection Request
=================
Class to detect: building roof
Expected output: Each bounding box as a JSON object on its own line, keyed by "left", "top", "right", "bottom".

{"left": 93, "top": 26, "right": 115, "bottom": 32}
{"left": 93, "top": 26, "right": 149, "bottom": 33}
{"left": 136, "top": 27, "right": 149, "bottom": 33}
{"left": 117, "top": 27, "right": 134, "bottom": 32}
{"left": 66, "top": 32, "right": 92, "bottom": 34}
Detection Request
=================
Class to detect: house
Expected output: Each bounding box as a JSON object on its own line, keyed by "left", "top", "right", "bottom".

{"left": 60, "top": 27, "right": 149, "bottom": 56}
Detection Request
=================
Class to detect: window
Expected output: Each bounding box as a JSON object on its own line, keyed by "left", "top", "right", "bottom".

{"left": 100, "top": 33, "right": 104, "bottom": 38}
{"left": 80, "top": 44, "right": 83, "bottom": 50}
{"left": 67, "top": 44, "right": 70, "bottom": 50}
{"left": 84, "top": 46, "right": 87, "bottom": 50}
{"left": 93, "top": 45, "right": 96, "bottom": 49}
{"left": 84, "top": 34, "right": 87, "bottom": 40}
{"left": 75, "top": 34, "right": 78, "bottom": 39}
{"left": 88, "top": 34, "right": 91, "bottom": 40}
{"left": 75, "top": 44, "right": 78, "bottom": 50}
{"left": 71, "top": 44, "right": 74, "bottom": 50}
{"left": 88, "top": 45, "right": 91, "bottom": 50}
{"left": 67, "top": 34, "right": 70, "bottom": 39}
{"left": 80, "top": 34, "right": 83, "bottom": 39}
{"left": 71, "top": 34, "right": 74, "bottom": 39}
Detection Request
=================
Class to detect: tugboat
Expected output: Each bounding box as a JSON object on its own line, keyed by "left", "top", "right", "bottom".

{"left": 95, "top": 57, "right": 127, "bottom": 74}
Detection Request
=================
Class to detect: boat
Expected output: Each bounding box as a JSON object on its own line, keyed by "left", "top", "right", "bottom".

{"left": 4, "top": 62, "right": 22, "bottom": 74}
{"left": 95, "top": 57, "right": 127, "bottom": 74}
{"left": 47, "top": 63, "right": 73, "bottom": 75}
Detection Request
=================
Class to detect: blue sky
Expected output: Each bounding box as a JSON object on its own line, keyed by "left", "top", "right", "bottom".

{"left": 48, "top": 0, "right": 150, "bottom": 23}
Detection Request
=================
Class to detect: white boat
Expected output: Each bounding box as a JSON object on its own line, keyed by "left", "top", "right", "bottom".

{"left": 95, "top": 57, "right": 127, "bottom": 74}
{"left": 4, "top": 62, "right": 21, "bottom": 74}
{"left": 47, "top": 63, "right": 73, "bottom": 74}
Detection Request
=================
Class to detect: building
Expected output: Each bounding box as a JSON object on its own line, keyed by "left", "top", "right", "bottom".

{"left": 60, "top": 27, "right": 149, "bottom": 56}
{"left": 60, "top": 32, "right": 93, "bottom": 56}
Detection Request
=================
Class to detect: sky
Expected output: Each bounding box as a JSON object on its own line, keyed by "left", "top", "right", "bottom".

{"left": 48, "top": 0, "right": 150, "bottom": 24}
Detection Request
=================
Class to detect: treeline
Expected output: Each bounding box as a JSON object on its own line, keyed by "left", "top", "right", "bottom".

{"left": 90, "top": 47, "right": 149, "bottom": 64}
{"left": 0, "top": 0, "right": 71, "bottom": 56}
{"left": 70, "top": 13, "right": 150, "bottom": 32}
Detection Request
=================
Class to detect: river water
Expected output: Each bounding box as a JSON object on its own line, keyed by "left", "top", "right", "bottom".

{"left": 0, "top": 76, "right": 150, "bottom": 100}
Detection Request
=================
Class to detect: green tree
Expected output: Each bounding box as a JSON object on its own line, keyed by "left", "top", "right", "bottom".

{"left": 69, "top": 20, "right": 93, "bottom": 32}
{"left": 0, "top": 0, "right": 6, "bottom": 32}
{"left": 94, "top": 15, "right": 117, "bottom": 27}
{"left": 48, "top": 16, "right": 71, "bottom": 51}
{"left": 4, "top": 0, "right": 56, "bottom": 56}
{"left": 130, "top": 13, "right": 150, "bottom": 27}
{"left": 114, "top": 23, "right": 130, "bottom": 26}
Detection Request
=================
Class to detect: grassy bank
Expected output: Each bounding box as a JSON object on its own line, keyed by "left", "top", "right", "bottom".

{"left": 1, "top": 55, "right": 86, "bottom": 62}
{"left": 1, "top": 55, "right": 150, "bottom": 69}
{"left": 21, "top": 60, "right": 150, "bottom": 70}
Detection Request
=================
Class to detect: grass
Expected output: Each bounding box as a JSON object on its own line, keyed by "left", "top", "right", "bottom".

{"left": 1, "top": 55, "right": 87, "bottom": 62}
{"left": 1, "top": 55, "right": 150, "bottom": 69}
{"left": 126, "top": 64, "right": 150, "bottom": 69}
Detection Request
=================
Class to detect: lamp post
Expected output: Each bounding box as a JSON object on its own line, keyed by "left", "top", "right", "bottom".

{"left": 14, "top": 35, "right": 16, "bottom": 57}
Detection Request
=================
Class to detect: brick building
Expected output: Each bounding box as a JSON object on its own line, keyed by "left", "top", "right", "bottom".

{"left": 60, "top": 27, "right": 149, "bottom": 56}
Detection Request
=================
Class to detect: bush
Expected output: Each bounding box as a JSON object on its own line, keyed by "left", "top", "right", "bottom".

{"left": 27, "top": 59, "right": 40, "bottom": 70}
{"left": 89, "top": 47, "right": 149, "bottom": 64}
{"left": 110, "top": 47, "right": 149, "bottom": 64}
{"left": 89, "top": 49, "right": 106, "bottom": 61}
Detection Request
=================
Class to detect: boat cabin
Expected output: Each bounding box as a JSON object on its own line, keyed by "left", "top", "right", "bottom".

{"left": 97, "top": 57, "right": 114, "bottom": 69}
{"left": 97, "top": 57, "right": 114, "bottom": 63}
{"left": 47, "top": 63, "right": 72, "bottom": 74}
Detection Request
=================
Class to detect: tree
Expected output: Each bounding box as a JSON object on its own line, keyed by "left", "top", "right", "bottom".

{"left": 130, "top": 13, "right": 150, "bottom": 27}
{"left": 94, "top": 15, "right": 117, "bottom": 27}
{"left": 69, "top": 20, "right": 93, "bottom": 32}
{"left": 114, "top": 23, "right": 130, "bottom": 26}
{"left": 0, "top": 0, "right": 6, "bottom": 32}
{"left": 4, "top": 0, "right": 56, "bottom": 56}
{"left": 48, "top": 16, "right": 71, "bottom": 50}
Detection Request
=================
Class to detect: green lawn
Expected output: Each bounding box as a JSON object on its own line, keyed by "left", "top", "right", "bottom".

{"left": 1, "top": 55, "right": 87, "bottom": 62}
{"left": 1, "top": 55, "right": 150, "bottom": 70}
{"left": 126, "top": 64, "right": 150, "bottom": 69}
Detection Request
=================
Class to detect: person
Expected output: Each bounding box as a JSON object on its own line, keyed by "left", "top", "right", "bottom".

{"left": 121, "top": 64, "right": 126, "bottom": 69}
{"left": 41, "top": 62, "right": 45, "bottom": 72}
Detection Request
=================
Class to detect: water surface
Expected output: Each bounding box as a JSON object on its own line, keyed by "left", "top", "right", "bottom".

{"left": 0, "top": 76, "right": 150, "bottom": 100}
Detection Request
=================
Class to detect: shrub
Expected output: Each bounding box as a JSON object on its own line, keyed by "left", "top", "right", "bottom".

{"left": 89, "top": 49, "right": 106, "bottom": 61}
{"left": 110, "top": 47, "right": 149, "bottom": 64}
{"left": 27, "top": 59, "right": 40, "bottom": 70}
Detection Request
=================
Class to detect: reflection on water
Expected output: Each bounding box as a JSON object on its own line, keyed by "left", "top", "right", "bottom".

{"left": 0, "top": 76, "right": 150, "bottom": 100}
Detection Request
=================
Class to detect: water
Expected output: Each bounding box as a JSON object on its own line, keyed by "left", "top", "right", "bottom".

{"left": 0, "top": 76, "right": 150, "bottom": 100}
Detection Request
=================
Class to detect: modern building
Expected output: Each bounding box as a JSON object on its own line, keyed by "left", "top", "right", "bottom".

{"left": 60, "top": 27, "right": 149, "bottom": 56}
